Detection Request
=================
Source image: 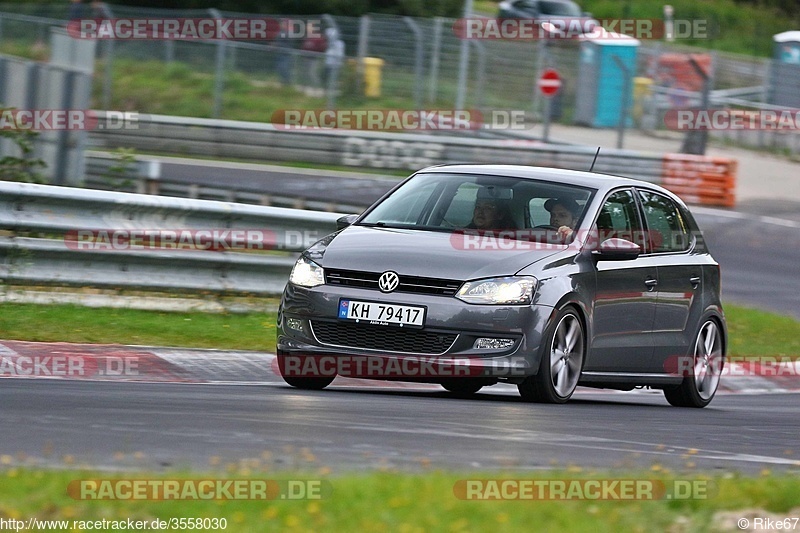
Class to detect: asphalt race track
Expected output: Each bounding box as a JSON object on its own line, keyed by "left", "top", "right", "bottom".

{"left": 1, "top": 380, "right": 798, "bottom": 474}
{"left": 2, "top": 165, "right": 799, "bottom": 474}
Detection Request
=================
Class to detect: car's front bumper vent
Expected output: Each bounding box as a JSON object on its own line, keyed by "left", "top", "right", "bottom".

{"left": 325, "top": 269, "right": 462, "bottom": 296}
{"left": 310, "top": 320, "right": 458, "bottom": 355}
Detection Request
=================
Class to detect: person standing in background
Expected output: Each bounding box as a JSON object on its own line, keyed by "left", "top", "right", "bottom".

{"left": 324, "top": 27, "right": 344, "bottom": 94}
{"left": 301, "top": 22, "right": 327, "bottom": 93}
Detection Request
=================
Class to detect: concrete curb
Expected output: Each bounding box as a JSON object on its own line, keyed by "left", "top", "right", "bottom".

{"left": 1, "top": 340, "right": 797, "bottom": 395}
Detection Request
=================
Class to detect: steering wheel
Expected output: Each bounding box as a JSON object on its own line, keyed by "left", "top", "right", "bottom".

{"left": 533, "top": 224, "right": 558, "bottom": 230}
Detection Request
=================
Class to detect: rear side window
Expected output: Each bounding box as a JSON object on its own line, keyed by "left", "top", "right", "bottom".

{"left": 638, "top": 190, "right": 691, "bottom": 253}
{"left": 595, "top": 189, "right": 646, "bottom": 250}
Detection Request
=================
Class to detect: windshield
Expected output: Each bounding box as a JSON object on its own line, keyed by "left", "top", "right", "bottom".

{"left": 538, "top": 0, "right": 582, "bottom": 16}
{"left": 358, "top": 172, "right": 594, "bottom": 243}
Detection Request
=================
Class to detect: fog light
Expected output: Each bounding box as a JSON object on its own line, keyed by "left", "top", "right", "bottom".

{"left": 473, "top": 338, "right": 515, "bottom": 350}
{"left": 285, "top": 318, "right": 304, "bottom": 332}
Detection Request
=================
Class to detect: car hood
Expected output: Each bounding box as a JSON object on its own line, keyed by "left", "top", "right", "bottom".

{"left": 308, "top": 225, "right": 563, "bottom": 281}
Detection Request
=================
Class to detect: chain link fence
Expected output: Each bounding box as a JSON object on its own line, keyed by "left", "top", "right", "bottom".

{"left": 0, "top": 4, "right": 796, "bottom": 153}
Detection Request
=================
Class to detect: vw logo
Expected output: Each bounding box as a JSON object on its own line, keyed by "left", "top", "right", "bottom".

{"left": 378, "top": 271, "right": 400, "bottom": 293}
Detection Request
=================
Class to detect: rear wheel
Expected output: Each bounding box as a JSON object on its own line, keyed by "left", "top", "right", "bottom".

{"left": 518, "top": 308, "right": 585, "bottom": 403}
{"left": 664, "top": 320, "right": 723, "bottom": 408}
{"left": 276, "top": 353, "right": 335, "bottom": 390}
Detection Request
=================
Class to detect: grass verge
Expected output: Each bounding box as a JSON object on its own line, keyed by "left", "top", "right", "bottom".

{"left": 0, "top": 302, "right": 798, "bottom": 359}
{"left": 0, "top": 468, "right": 798, "bottom": 532}
{"left": 0, "top": 302, "right": 278, "bottom": 351}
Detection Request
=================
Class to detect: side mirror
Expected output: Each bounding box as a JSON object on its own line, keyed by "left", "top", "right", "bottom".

{"left": 592, "top": 238, "right": 641, "bottom": 261}
{"left": 336, "top": 214, "right": 360, "bottom": 230}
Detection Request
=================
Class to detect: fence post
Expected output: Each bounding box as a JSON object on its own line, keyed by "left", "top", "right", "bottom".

{"left": 455, "top": 0, "right": 474, "bottom": 110}
{"left": 209, "top": 8, "right": 226, "bottom": 119}
{"left": 427, "top": 17, "right": 442, "bottom": 104}
{"left": 531, "top": 39, "right": 547, "bottom": 120}
{"left": 403, "top": 17, "right": 424, "bottom": 108}
{"left": 0, "top": 58, "right": 7, "bottom": 104}
{"left": 611, "top": 55, "right": 631, "bottom": 149}
{"left": 679, "top": 55, "right": 712, "bottom": 155}
{"left": 356, "top": 15, "right": 370, "bottom": 97}
{"left": 53, "top": 69, "right": 76, "bottom": 186}
{"left": 471, "top": 41, "right": 486, "bottom": 110}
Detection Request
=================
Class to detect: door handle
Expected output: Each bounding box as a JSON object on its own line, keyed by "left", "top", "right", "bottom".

{"left": 690, "top": 276, "right": 701, "bottom": 288}
{"left": 644, "top": 278, "right": 658, "bottom": 290}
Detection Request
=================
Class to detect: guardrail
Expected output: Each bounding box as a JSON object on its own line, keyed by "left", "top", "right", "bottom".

{"left": 89, "top": 113, "right": 738, "bottom": 207}
{"left": 83, "top": 152, "right": 371, "bottom": 213}
{"left": 0, "top": 181, "right": 341, "bottom": 295}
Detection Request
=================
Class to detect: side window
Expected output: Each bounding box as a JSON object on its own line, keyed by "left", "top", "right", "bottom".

{"left": 596, "top": 189, "right": 644, "bottom": 248}
{"left": 638, "top": 190, "right": 691, "bottom": 253}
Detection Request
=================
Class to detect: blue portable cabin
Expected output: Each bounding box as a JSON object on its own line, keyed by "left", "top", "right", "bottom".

{"left": 574, "top": 31, "right": 640, "bottom": 128}
{"left": 768, "top": 31, "right": 800, "bottom": 108}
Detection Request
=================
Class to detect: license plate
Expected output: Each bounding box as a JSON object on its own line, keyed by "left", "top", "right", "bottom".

{"left": 338, "top": 299, "right": 425, "bottom": 328}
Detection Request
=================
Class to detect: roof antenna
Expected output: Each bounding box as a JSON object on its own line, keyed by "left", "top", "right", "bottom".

{"left": 589, "top": 147, "right": 601, "bottom": 172}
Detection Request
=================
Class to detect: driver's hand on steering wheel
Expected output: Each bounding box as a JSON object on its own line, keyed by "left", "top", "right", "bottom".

{"left": 557, "top": 225, "right": 574, "bottom": 240}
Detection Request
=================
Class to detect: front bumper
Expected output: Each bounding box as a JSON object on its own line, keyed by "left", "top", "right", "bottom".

{"left": 277, "top": 283, "right": 554, "bottom": 382}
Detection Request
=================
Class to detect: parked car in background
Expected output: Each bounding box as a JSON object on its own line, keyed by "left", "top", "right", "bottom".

{"left": 498, "top": 0, "right": 598, "bottom": 35}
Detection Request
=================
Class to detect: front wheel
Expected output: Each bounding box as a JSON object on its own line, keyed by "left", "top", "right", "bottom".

{"left": 518, "top": 308, "right": 585, "bottom": 403}
{"left": 276, "top": 353, "right": 335, "bottom": 390}
{"left": 664, "top": 320, "right": 723, "bottom": 408}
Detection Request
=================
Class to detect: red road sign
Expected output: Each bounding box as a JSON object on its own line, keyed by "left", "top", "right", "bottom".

{"left": 538, "top": 68, "right": 562, "bottom": 97}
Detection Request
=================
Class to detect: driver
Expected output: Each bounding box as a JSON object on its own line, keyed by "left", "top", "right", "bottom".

{"left": 544, "top": 197, "right": 580, "bottom": 240}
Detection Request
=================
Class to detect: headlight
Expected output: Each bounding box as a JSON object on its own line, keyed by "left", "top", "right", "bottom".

{"left": 455, "top": 276, "right": 536, "bottom": 305}
{"left": 289, "top": 256, "right": 325, "bottom": 288}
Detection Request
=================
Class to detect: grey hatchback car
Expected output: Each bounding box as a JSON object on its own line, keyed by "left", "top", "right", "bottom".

{"left": 277, "top": 165, "right": 726, "bottom": 407}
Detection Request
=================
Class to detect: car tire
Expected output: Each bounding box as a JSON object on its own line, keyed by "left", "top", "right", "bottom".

{"left": 276, "top": 352, "right": 335, "bottom": 390}
{"left": 518, "top": 307, "right": 585, "bottom": 403}
{"left": 664, "top": 319, "right": 723, "bottom": 408}
{"left": 440, "top": 379, "right": 484, "bottom": 397}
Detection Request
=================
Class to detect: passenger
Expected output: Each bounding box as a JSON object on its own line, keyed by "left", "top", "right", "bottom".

{"left": 469, "top": 198, "right": 517, "bottom": 230}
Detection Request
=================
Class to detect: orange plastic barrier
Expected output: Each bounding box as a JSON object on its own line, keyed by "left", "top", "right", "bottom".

{"left": 661, "top": 155, "right": 737, "bottom": 207}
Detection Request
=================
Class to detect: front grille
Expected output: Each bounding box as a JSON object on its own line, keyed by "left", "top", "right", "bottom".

{"left": 326, "top": 269, "right": 462, "bottom": 296}
{"left": 310, "top": 320, "right": 458, "bottom": 355}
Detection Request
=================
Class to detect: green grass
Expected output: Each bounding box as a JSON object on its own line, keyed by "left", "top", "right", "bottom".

{"left": 0, "top": 303, "right": 278, "bottom": 351}
{"left": 0, "top": 468, "right": 799, "bottom": 532}
{"left": 0, "top": 302, "right": 798, "bottom": 359}
{"left": 726, "top": 305, "right": 800, "bottom": 359}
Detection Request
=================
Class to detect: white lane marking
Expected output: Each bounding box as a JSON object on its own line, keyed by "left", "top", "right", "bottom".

{"left": 333, "top": 421, "right": 800, "bottom": 467}
{"left": 692, "top": 206, "right": 800, "bottom": 228}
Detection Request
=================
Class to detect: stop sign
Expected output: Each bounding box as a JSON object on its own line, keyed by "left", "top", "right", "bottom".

{"left": 538, "top": 69, "right": 562, "bottom": 97}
